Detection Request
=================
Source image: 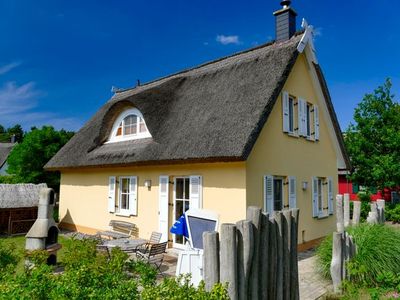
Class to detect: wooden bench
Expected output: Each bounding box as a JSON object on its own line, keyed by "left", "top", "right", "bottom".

{"left": 97, "top": 220, "right": 136, "bottom": 240}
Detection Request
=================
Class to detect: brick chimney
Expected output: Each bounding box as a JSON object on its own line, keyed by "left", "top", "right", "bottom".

{"left": 273, "top": 0, "right": 297, "bottom": 42}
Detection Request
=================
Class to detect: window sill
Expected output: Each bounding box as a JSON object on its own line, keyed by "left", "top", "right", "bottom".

{"left": 288, "top": 132, "right": 299, "bottom": 138}
{"left": 317, "top": 213, "right": 329, "bottom": 219}
{"left": 115, "top": 213, "right": 134, "bottom": 217}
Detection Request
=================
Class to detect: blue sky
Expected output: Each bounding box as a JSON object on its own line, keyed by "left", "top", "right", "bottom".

{"left": 0, "top": 0, "right": 399, "bottom": 132}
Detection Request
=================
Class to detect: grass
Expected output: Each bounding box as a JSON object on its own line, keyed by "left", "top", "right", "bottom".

{"left": 316, "top": 224, "right": 400, "bottom": 286}
{"left": 0, "top": 234, "right": 68, "bottom": 273}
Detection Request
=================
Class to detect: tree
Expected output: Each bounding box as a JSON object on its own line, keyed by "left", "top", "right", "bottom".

{"left": 345, "top": 79, "right": 400, "bottom": 191}
{"left": 0, "top": 124, "right": 24, "bottom": 142}
{"left": 5, "top": 126, "right": 74, "bottom": 190}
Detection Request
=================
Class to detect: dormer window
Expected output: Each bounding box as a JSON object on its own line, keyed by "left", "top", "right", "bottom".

{"left": 107, "top": 108, "right": 151, "bottom": 143}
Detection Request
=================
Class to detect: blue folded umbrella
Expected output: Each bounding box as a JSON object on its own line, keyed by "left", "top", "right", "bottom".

{"left": 170, "top": 214, "right": 189, "bottom": 238}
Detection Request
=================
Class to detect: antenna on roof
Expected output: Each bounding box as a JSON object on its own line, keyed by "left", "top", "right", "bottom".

{"left": 136, "top": 79, "right": 141, "bottom": 87}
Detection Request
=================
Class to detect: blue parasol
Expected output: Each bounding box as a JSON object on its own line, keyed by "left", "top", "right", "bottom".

{"left": 170, "top": 214, "right": 189, "bottom": 238}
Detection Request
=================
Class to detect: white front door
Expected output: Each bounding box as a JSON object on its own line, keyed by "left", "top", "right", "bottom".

{"left": 173, "top": 177, "right": 190, "bottom": 248}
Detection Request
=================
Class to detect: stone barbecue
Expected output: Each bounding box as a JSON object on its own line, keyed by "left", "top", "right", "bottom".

{"left": 25, "top": 188, "right": 61, "bottom": 265}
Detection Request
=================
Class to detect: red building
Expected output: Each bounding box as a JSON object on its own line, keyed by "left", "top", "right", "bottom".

{"left": 338, "top": 172, "right": 392, "bottom": 201}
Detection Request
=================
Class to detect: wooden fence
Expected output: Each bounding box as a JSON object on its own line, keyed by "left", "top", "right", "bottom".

{"left": 203, "top": 206, "right": 300, "bottom": 300}
{"left": 331, "top": 194, "right": 386, "bottom": 292}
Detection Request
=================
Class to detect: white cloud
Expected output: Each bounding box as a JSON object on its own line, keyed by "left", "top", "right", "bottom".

{"left": 0, "top": 61, "right": 21, "bottom": 76}
{"left": 313, "top": 27, "right": 323, "bottom": 37}
{"left": 0, "top": 81, "right": 82, "bottom": 131}
{"left": 216, "top": 35, "right": 240, "bottom": 45}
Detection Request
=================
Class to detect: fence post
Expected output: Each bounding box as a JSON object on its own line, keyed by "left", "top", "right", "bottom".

{"left": 283, "top": 210, "right": 292, "bottom": 300}
{"left": 268, "top": 217, "right": 278, "bottom": 300}
{"left": 344, "top": 193, "right": 350, "bottom": 227}
{"left": 220, "top": 223, "right": 238, "bottom": 300}
{"left": 352, "top": 201, "right": 361, "bottom": 225}
{"left": 367, "top": 202, "right": 378, "bottom": 224}
{"left": 336, "top": 195, "right": 344, "bottom": 233}
{"left": 236, "top": 220, "right": 253, "bottom": 300}
{"left": 246, "top": 206, "right": 261, "bottom": 300}
{"left": 274, "top": 211, "right": 284, "bottom": 300}
{"left": 259, "top": 213, "right": 269, "bottom": 300}
{"left": 330, "top": 232, "right": 343, "bottom": 293}
{"left": 377, "top": 199, "right": 385, "bottom": 224}
{"left": 203, "top": 231, "right": 220, "bottom": 292}
{"left": 290, "top": 209, "right": 300, "bottom": 300}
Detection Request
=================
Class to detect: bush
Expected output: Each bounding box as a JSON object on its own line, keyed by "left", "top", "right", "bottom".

{"left": 316, "top": 224, "right": 400, "bottom": 286}
{"left": 141, "top": 275, "right": 230, "bottom": 300}
{"left": 0, "top": 238, "right": 229, "bottom": 299}
{"left": 386, "top": 204, "right": 400, "bottom": 223}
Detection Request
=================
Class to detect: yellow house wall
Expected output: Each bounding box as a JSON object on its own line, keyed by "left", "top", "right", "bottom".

{"left": 246, "top": 54, "right": 337, "bottom": 243}
{"left": 59, "top": 162, "right": 246, "bottom": 239}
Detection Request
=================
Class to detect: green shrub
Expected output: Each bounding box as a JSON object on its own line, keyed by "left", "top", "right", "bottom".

{"left": 0, "top": 241, "right": 20, "bottom": 272}
{"left": 386, "top": 204, "right": 400, "bottom": 223}
{"left": 0, "top": 238, "right": 229, "bottom": 299}
{"left": 357, "top": 191, "right": 371, "bottom": 203}
{"left": 141, "top": 275, "right": 229, "bottom": 300}
{"left": 316, "top": 224, "right": 400, "bottom": 287}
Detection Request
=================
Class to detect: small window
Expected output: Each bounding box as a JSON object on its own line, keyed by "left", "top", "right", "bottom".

{"left": 312, "top": 177, "right": 330, "bottom": 218}
{"left": 107, "top": 108, "right": 151, "bottom": 143}
{"left": 273, "top": 178, "right": 284, "bottom": 211}
{"left": 288, "top": 97, "right": 295, "bottom": 134}
{"left": 306, "top": 103, "right": 312, "bottom": 138}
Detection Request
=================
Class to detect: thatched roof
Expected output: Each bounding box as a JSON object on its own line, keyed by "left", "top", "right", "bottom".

{"left": 0, "top": 143, "right": 15, "bottom": 168}
{"left": 0, "top": 184, "right": 47, "bottom": 208}
{"left": 45, "top": 32, "right": 349, "bottom": 170}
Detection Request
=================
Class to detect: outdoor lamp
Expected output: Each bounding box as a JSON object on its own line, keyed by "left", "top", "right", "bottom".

{"left": 144, "top": 180, "right": 152, "bottom": 189}
{"left": 302, "top": 181, "right": 308, "bottom": 190}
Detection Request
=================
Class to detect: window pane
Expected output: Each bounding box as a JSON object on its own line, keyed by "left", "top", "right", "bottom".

{"left": 116, "top": 124, "right": 122, "bottom": 136}
{"left": 176, "top": 179, "right": 184, "bottom": 199}
{"left": 121, "top": 178, "right": 130, "bottom": 193}
{"left": 139, "top": 121, "right": 147, "bottom": 133}
{"left": 274, "top": 179, "right": 283, "bottom": 211}
{"left": 175, "top": 200, "right": 183, "bottom": 218}
{"left": 124, "top": 115, "right": 137, "bottom": 126}
{"left": 184, "top": 178, "right": 190, "bottom": 200}
{"left": 121, "top": 194, "right": 129, "bottom": 210}
{"left": 123, "top": 115, "right": 137, "bottom": 136}
{"left": 318, "top": 179, "right": 323, "bottom": 211}
{"left": 289, "top": 98, "right": 294, "bottom": 132}
{"left": 306, "top": 104, "right": 311, "bottom": 136}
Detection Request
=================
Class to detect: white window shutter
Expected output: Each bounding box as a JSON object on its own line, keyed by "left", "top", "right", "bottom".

{"left": 288, "top": 176, "right": 297, "bottom": 209}
{"left": 128, "top": 176, "right": 138, "bottom": 215}
{"left": 314, "top": 105, "right": 320, "bottom": 140}
{"left": 264, "top": 175, "right": 274, "bottom": 214}
{"left": 108, "top": 176, "right": 116, "bottom": 213}
{"left": 312, "top": 177, "right": 319, "bottom": 217}
{"left": 282, "top": 92, "right": 290, "bottom": 133}
{"left": 159, "top": 176, "right": 169, "bottom": 242}
{"left": 328, "top": 177, "right": 334, "bottom": 215}
{"left": 190, "top": 176, "right": 202, "bottom": 209}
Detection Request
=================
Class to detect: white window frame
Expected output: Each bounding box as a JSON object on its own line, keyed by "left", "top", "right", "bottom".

{"left": 116, "top": 176, "right": 137, "bottom": 216}
{"left": 313, "top": 177, "right": 329, "bottom": 218}
{"left": 107, "top": 108, "right": 151, "bottom": 143}
{"left": 305, "top": 102, "right": 313, "bottom": 140}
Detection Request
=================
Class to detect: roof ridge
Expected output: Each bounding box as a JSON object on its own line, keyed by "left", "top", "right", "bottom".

{"left": 115, "top": 31, "right": 304, "bottom": 94}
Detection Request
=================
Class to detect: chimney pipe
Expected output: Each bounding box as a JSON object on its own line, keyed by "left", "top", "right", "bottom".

{"left": 273, "top": 0, "right": 297, "bottom": 42}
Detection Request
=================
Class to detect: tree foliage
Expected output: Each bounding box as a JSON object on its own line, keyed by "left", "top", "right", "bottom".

{"left": 345, "top": 79, "right": 400, "bottom": 191}
{"left": 3, "top": 126, "right": 73, "bottom": 189}
{"left": 0, "top": 124, "right": 24, "bottom": 143}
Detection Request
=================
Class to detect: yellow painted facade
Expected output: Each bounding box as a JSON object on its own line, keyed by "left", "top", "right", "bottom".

{"left": 246, "top": 54, "right": 337, "bottom": 242}
{"left": 58, "top": 53, "right": 340, "bottom": 246}
{"left": 59, "top": 162, "right": 246, "bottom": 241}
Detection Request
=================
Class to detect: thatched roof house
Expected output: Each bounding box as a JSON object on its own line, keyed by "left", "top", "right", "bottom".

{"left": 44, "top": 2, "right": 350, "bottom": 249}
{"left": 45, "top": 32, "right": 348, "bottom": 170}
{"left": 0, "top": 184, "right": 47, "bottom": 208}
{"left": 0, "top": 143, "right": 15, "bottom": 175}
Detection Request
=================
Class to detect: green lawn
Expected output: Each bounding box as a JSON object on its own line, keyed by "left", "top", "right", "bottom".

{"left": 0, "top": 234, "right": 68, "bottom": 272}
